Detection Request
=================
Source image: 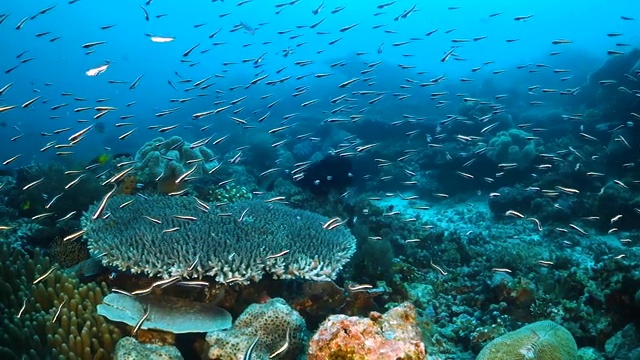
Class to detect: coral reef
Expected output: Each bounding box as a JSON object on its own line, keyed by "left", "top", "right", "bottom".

{"left": 210, "top": 184, "right": 252, "bottom": 203}
{"left": 7, "top": 162, "right": 106, "bottom": 221}
{"left": 486, "top": 129, "right": 537, "bottom": 167}
{"left": 49, "top": 235, "right": 90, "bottom": 269}
{"left": 98, "top": 293, "right": 232, "bottom": 333}
{"left": 204, "top": 298, "right": 307, "bottom": 360}
{"left": 133, "top": 136, "right": 218, "bottom": 187}
{"left": 0, "top": 240, "right": 121, "bottom": 359}
{"left": 476, "top": 320, "right": 577, "bottom": 360}
{"left": 82, "top": 195, "right": 357, "bottom": 283}
{"left": 118, "top": 174, "right": 138, "bottom": 195}
{"left": 0, "top": 219, "right": 46, "bottom": 248}
{"left": 604, "top": 323, "right": 640, "bottom": 360}
{"left": 114, "top": 337, "right": 183, "bottom": 360}
{"left": 307, "top": 302, "right": 425, "bottom": 360}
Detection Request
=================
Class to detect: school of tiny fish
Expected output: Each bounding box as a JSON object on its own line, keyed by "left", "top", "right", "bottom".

{"left": 1, "top": 0, "right": 640, "bottom": 359}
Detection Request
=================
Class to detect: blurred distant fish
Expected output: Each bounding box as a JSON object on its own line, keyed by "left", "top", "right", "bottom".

{"left": 182, "top": 43, "right": 200, "bottom": 56}
{"left": 0, "top": 82, "right": 13, "bottom": 96}
{"left": 394, "top": 3, "right": 416, "bottom": 21}
{"left": 129, "top": 75, "right": 144, "bottom": 90}
{"left": 378, "top": 1, "right": 396, "bottom": 9}
{"left": 85, "top": 63, "right": 109, "bottom": 76}
{"left": 140, "top": 6, "right": 149, "bottom": 21}
{"left": 514, "top": 14, "right": 534, "bottom": 21}
{"left": 239, "top": 21, "right": 255, "bottom": 35}
{"left": 150, "top": 35, "right": 175, "bottom": 43}
{"left": 312, "top": 1, "right": 324, "bottom": 15}
{"left": 15, "top": 16, "right": 29, "bottom": 30}
{"left": 82, "top": 41, "right": 106, "bottom": 49}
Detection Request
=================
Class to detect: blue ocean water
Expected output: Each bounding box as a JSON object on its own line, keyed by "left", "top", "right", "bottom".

{"left": 1, "top": 0, "right": 640, "bottom": 359}
{"left": 0, "top": 0, "right": 636, "bottom": 162}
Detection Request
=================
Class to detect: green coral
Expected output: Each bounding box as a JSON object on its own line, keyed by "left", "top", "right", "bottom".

{"left": 476, "top": 320, "right": 578, "bottom": 360}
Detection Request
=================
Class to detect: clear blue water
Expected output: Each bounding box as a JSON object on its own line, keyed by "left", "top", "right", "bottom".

{"left": 1, "top": 0, "right": 637, "bottom": 163}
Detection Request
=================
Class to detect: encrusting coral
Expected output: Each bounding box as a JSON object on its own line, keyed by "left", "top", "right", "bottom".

{"left": 82, "top": 194, "right": 357, "bottom": 283}
{"left": 204, "top": 297, "right": 307, "bottom": 360}
{"left": 476, "top": 320, "right": 578, "bottom": 360}
{"left": 0, "top": 240, "right": 121, "bottom": 359}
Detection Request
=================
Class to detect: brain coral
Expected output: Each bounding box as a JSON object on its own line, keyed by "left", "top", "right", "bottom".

{"left": 81, "top": 194, "right": 356, "bottom": 283}
{"left": 476, "top": 320, "right": 577, "bottom": 360}
{"left": 204, "top": 298, "right": 307, "bottom": 360}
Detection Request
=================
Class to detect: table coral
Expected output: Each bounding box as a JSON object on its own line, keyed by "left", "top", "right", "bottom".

{"left": 204, "top": 298, "right": 307, "bottom": 360}
{"left": 82, "top": 195, "right": 357, "bottom": 283}
{"left": 307, "top": 302, "right": 426, "bottom": 360}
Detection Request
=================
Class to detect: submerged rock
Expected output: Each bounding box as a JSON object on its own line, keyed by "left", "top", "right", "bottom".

{"left": 604, "top": 324, "right": 639, "bottom": 360}
{"left": 204, "top": 298, "right": 307, "bottom": 360}
{"left": 476, "top": 320, "right": 577, "bottom": 360}
{"left": 114, "top": 337, "right": 183, "bottom": 360}
{"left": 97, "top": 293, "right": 232, "bottom": 334}
{"left": 307, "top": 302, "right": 425, "bottom": 360}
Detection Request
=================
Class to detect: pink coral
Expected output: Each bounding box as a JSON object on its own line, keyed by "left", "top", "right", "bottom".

{"left": 308, "top": 302, "right": 426, "bottom": 360}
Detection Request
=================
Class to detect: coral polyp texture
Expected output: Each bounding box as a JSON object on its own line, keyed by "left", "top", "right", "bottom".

{"left": 204, "top": 298, "right": 307, "bottom": 360}
{"left": 82, "top": 194, "right": 357, "bottom": 283}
